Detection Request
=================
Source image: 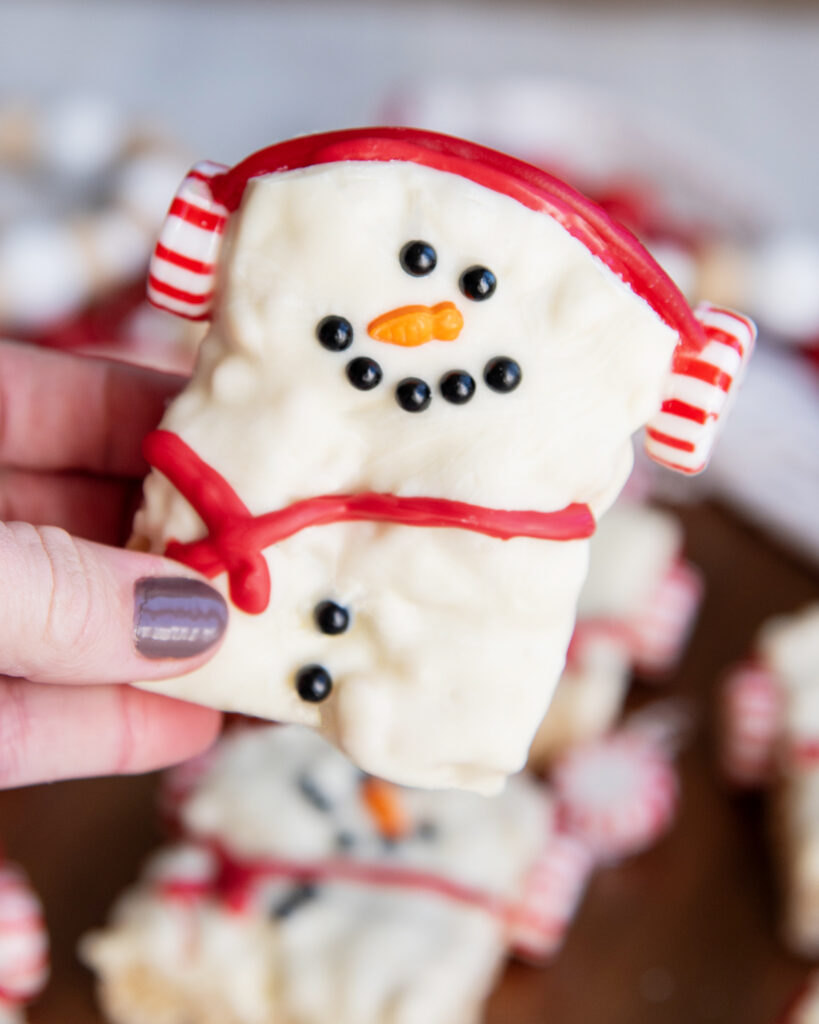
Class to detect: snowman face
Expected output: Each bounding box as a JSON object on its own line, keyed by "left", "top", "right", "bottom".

{"left": 181, "top": 726, "right": 547, "bottom": 893}
{"left": 217, "top": 160, "right": 678, "bottom": 513}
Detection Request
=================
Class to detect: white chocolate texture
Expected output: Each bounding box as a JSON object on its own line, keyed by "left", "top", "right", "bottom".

{"left": 135, "top": 161, "right": 678, "bottom": 791}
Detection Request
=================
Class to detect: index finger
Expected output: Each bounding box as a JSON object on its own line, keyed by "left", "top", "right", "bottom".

{"left": 0, "top": 340, "right": 186, "bottom": 477}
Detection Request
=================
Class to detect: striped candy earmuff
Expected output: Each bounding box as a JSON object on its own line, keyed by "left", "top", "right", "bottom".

{"left": 645, "top": 303, "right": 755, "bottom": 474}
{"left": 146, "top": 129, "right": 754, "bottom": 475}
{"left": 147, "top": 161, "right": 228, "bottom": 321}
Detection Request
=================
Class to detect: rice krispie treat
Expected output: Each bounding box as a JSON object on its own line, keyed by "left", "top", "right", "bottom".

{"left": 529, "top": 500, "right": 701, "bottom": 768}
{"left": 135, "top": 127, "right": 752, "bottom": 791}
{"left": 83, "top": 725, "right": 579, "bottom": 1024}
{"left": 721, "top": 604, "right": 819, "bottom": 955}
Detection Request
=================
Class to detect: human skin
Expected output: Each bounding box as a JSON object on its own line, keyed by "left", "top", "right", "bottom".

{"left": 0, "top": 340, "right": 224, "bottom": 789}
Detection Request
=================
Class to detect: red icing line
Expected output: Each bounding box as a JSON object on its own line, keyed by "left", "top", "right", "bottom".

{"left": 206, "top": 128, "right": 706, "bottom": 354}
{"left": 207, "top": 844, "right": 515, "bottom": 922}
{"left": 144, "top": 429, "right": 596, "bottom": 615}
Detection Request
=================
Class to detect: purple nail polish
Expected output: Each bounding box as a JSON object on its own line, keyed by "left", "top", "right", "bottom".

{"left": 134, "top": 577, "right": 228, "bottom": 660}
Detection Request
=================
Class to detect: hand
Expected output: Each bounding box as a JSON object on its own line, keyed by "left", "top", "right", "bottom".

{"left": 0, "top": 340, "right": 225, "bottom": 789}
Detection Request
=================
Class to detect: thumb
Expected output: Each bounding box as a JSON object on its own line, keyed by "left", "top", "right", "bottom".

{"left": 0, "top": 522, "right": 227, "bottom": 685}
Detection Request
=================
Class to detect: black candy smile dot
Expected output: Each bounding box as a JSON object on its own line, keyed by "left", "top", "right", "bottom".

{"left": 314, "top": 600, "right": 350, "bottom": 635}
{"left": 400, "top": 240, "right": 437, "bottom": 276}
{"left": 296, "top": 664, "right": 333, "bottom": 703}
{"left": 484, "top": 356, "right": 522, "bottom": 393}
{"left": 440, "top": 370, "right": 475, "bottom": 405}
{"left": 316, "top": 315, "right": 353, "bottom": 351}
{"left": 396, "top": 377, "right": 432, "bottom": 412}
{"left": 459, "top": 265, "right": 496, "bottom": 301}
{"left": 346, "top": 356, "right": 382, "bottom": 390}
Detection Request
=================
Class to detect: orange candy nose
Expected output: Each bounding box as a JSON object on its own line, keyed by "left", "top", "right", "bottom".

{"left": 360, "top": 777, "right": 412, "bottom": 841}
{"left": 368, "top": 302, "right": 464, "bottom": 347}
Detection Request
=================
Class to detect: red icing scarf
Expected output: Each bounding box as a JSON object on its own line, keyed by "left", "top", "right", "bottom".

{"left": 143, "top": 429, "right": 596, "bottom": 615}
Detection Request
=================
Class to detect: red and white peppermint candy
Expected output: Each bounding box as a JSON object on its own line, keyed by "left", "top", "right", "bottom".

{"left": 552, "top": 731, "right": 678, "bottom": 863}
{"left": 0, "top": 863, "right": 49, "bottom": 1008}
{"left": 645, "top": 302, "right": 755, "bottom": 475}
{"left": 720, "top": 664, "right": 781, "bottom": 787}
{"left": 630, "top": 559, "right": 704, "bottom": 676}
{"left": 509, "top": 832, "right": 594, "bottom": 964}
{"left": 147, "top": 161, "right": 228, "bottom": 321}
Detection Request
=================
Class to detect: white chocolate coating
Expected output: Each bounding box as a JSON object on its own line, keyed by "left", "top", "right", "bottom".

{"left": 135, "top": 160, "right": 678, "bottom": 791}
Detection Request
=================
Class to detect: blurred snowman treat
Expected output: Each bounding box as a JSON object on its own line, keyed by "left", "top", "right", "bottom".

{"left": 83, "top": 725, "right": 563, "bottom": 1024}
{"left": 83, "top": 718, "right": 682, "bottom": 1024}
{"left": 0, "top": 858, "right": 49, "bottom": 1024}
{"left": 720, "top": 604, "right": 819, "bottom": 955}
{"left": 134, "top": 127, "right": 752, "bottom": 792}
{"left": 529, "top": 500, "right": 702, "bottom": 769}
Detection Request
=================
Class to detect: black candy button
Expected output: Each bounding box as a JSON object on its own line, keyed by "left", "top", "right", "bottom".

{"left": 440, "top": 370, "right": 475, "bottom": 405}
{"left": 316, "top": 315, "right": 353, "bottom": 351}
{"left": 459, "top": 265, "right": 496, "bottom": 301}
{"left": 396, "top": 377, "right": 432, "bottom": 412}
{"left": 297, "top": 772, "right": 333, "bottom": 812}
{"left": 296, "top": 664, "right": 333, "bottom": 703}
{"left": 314, "top": 600, "right": 350, "bottom": 635}
{"left": 346, "top": 356, "right": 382, "bottom": 390}
{"left": 271, "top": 884, "right": 317, "bottom": 919}
{"left": 484, "top": 356, "right": 521, "bottom": 393}
{"left": 400, "top": 240, "right": 437, "bottom": 276}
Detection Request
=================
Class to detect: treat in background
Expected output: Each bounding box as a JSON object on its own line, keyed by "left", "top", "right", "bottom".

{"left": 0, "top": 96, "right": 201, "bottom": 372}
{"left": 133, "top": 127, "right": 752, "bottom": 793}
{"left": 83, "top": 725, "right": 555, "bottom": 1024}
{"left": 719, "top": 604, "right": 819, "bottom": 956}
{"left": 84, "top": 713, "right": 683, "bottom": 1024}
{"left": 0, "top": 858, "right": 49, "bottom": 1024}
{"left": 529, "top": 500, "right": 702, "bottom": 769}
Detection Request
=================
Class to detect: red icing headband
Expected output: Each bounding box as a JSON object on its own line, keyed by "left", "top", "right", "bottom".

{"left": 147, "top": 128, "right": 755, "bottom": 477}
{"left": 208, "top": 127, "right": 706, "bottom": 354}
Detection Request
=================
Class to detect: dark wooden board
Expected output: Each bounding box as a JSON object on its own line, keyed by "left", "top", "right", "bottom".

{"left": 2, "top": 501, "right": 818, "bottom": 1024}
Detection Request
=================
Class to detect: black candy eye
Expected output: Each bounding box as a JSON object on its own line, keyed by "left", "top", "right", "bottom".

{"left": 296, "top": 664, "right": 333, "bottom": 703}
{"left": 439, "top": 370, "right": 475, "bottom": 405}
{"left": 314, "top": 600, "right": 350, "bottom": 635}
{"left": 346, "top": 357, "right": 382, "bottom": 390}
{"left": 396, "top": 377, "right": 432, "bottom": 412}
{"left": 317, "top": 315, "right": 353, "bottom": 351}
{"left": 400, "top": 240, "right": 437, "bottom": 277}
{"left": 459, "top": 265, "right": 496, "bottom": 301}
{"left": 484, "top": 357, "right": 521, "bottom": 393}
{"left": 298, "top": 772, "right": 333, "bottom": 812}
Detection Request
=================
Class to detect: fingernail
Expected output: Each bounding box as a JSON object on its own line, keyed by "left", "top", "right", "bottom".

{"left": 134, "top": 577, "right": 228, "bottom": 660}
